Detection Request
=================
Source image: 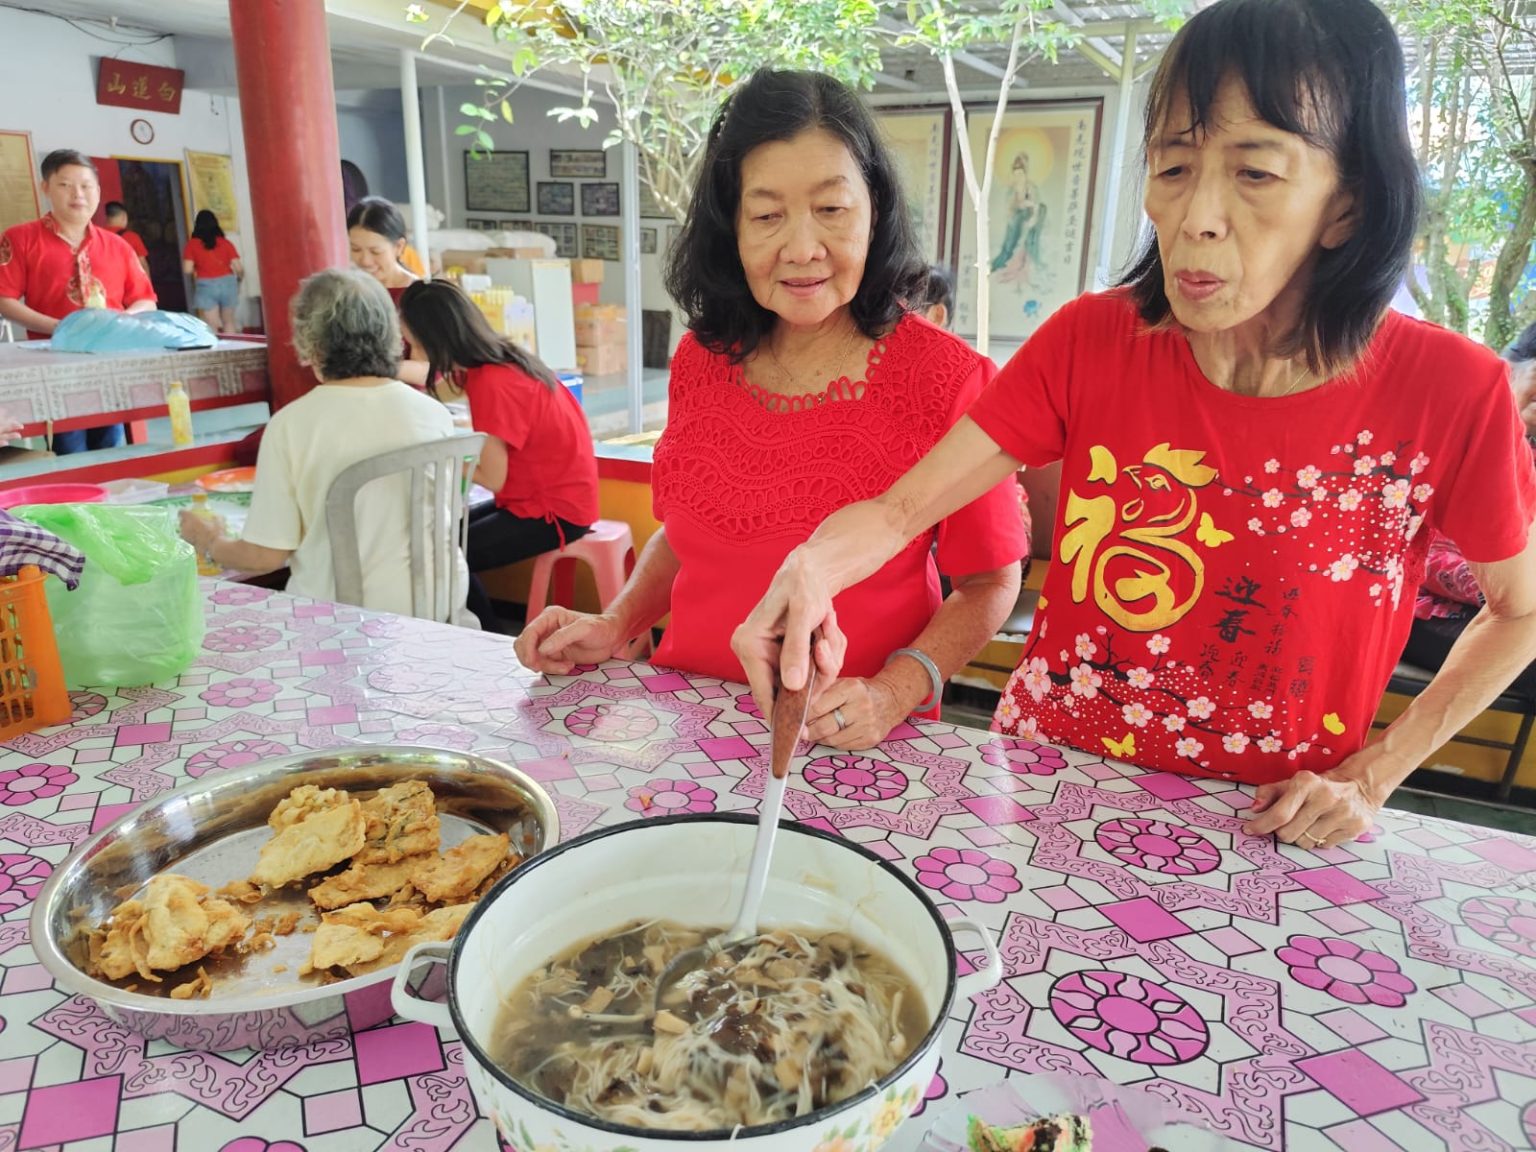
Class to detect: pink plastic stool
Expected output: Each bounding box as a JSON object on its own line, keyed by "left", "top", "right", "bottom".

{"left": 524, "top": 519, "right": 636, "bottom": 621}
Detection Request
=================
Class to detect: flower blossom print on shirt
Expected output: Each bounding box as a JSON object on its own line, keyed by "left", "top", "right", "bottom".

{"left": 1227, "top": 430, "right": 1435, "bottom": 611}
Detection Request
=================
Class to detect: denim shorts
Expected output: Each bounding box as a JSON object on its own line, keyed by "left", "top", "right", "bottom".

{"left": 194, "top": 275, "right": 238, "bottom": 311}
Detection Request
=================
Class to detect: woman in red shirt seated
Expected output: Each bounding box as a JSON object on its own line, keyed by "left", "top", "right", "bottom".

{"left": 181, "top": 210, "right": 242, "bottom": 333}
{"left": 735, "top": 0, "right": 1536, "bottom": 841}
{"left": 400, "top": 280, "right": 598, "bottom": 634}
{"left": 514, "top": 69, "right": 1028, "bottom": 750}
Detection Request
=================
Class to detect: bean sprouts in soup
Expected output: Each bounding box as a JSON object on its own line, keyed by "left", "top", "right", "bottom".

{"left": 491, "top": 920, "right": 928, "bottom": 1131}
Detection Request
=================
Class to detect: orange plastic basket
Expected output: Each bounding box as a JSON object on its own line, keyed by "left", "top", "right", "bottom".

{"left": 0, "top": 566, "right": 70, "bottom": 739}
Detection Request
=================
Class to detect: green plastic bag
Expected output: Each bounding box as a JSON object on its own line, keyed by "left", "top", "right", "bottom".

{"left": 14, "top": 504, "right": 205, "bottom": 688}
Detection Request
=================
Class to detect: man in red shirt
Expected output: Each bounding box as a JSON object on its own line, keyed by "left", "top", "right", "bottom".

{"left": 103, "top": 201, "right": 151, "bottom": 277}
{"left": 0, "top": 149, "right": 157, "bottom": 452}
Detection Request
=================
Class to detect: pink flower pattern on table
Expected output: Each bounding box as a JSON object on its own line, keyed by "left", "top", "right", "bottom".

{"left": 0, "top": 762, "right": 76, "bottom": 805}
{"left": 0, "top": 585, "right": 1527, "bottom": 1152}
{"left": 185, "top": 739, "right": 292, "bottom": 778}
{"left": 1458, "top": 895, "right": 1536, "bottom": 960}
{"left": 564, "top": 702, "right": 659, "bottom": 742}
{"left": 625, "top": 779, "right": 717, "bottom": 817}
{"left": 913, "top": 847, "right": 1022, "bottom": 903}
{"left": 804, "top": 755, "right": 909, "bottom": 801}
{"left": 1094, "top": 818, "right": 1221, "bottom": 876}
{"left": 209, "top": 584, "right": 273, "bottom": 606}
{"left": 69, "top": 691, "right": 107, "bottom": 719}
{"left": 978, "top": 738, "right": 1068, "bottom": 776}
{"left": 199, "top": 677, "right": 280, "bottom": 709}
{"left": 0, "top": 852, "right": 50, "bottom": 911}
{"left": 1049, "top": 970, "right": 1210, "bottom": 1065}
{"left": 1277, "top": 935, "right": 1417, "bottom": 1008}
{"left": 203, "top": 624, "right": 283, "bottom": 653}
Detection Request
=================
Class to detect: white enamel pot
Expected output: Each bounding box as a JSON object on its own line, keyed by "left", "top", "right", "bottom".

{"left": 393, "top": 813, "right": 1003, "bottom": 1152}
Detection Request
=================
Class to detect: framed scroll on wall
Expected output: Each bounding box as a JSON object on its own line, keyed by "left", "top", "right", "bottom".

{"left": 0, "top": 130, "right": 39, "bottom": 235}
{"left": 875, "top": 108, "right": 951, "bottom": 263}
{"left": 949, "top": 99, "right": 1103, "bottom": 344}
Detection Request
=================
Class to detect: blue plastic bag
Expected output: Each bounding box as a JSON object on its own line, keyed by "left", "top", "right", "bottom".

{"left": 49, "top": 309, "right": 216, "bottom": 353}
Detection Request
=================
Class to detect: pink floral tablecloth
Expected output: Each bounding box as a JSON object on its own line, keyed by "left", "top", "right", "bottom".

{"left": 0, "top": 584, "right": 1532, "bottom": 1152}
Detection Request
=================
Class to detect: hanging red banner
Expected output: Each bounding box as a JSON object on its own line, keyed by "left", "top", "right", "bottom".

{"left": 96, "top": 60, "right": 184, "bottom": 114}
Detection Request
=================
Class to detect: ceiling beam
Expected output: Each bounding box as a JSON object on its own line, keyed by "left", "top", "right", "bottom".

{"left": 874, "top": 72, "right": 923, "bottom": 91}
{"left": 875, "top": 17, "right": 1011, "bottom": 82}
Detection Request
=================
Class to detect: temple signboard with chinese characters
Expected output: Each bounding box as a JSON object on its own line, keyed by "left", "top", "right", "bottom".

{"left": 96, "top": 60, "right": 184, "bottom": 114}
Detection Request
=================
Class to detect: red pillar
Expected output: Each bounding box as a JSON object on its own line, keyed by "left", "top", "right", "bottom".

{"left": 229, "top": 0, "right": 347, "bottom": 411}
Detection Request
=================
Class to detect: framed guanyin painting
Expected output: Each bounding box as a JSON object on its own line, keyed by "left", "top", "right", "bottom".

{"left": 949, "top": 99, "right": 1104, "bottom": 346}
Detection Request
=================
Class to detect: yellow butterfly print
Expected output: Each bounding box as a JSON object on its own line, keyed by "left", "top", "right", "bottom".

{"left": 1196, "top": 512, "right": 1234, "bottom": 548}
{"left": 1102, "top": 731, "right": 1136, "bottom": 760}
{"left": 1322, "top": 712, "right": 1346, "bottom": 736}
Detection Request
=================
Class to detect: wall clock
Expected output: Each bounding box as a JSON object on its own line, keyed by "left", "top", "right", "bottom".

{"left": 130, "top": 118, "right": 154, "bottom": 146}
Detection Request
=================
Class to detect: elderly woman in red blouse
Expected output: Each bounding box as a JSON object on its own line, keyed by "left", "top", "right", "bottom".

{"left": 515, "top": 69, "right": 1029, "bottom": 749}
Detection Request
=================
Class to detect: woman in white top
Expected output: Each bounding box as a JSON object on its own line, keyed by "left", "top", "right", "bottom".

{"left": 178, "top": 268, "right": 474, "bottom": 624}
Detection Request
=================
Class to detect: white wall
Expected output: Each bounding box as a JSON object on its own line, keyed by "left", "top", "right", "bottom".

{"left": 338, "top": 89, "right": 409, "bottom": 202}
{"left": 0, "top": 7, "right": 261, "bottom": 310}
{"left": 423, "top": 82, "right": 685, "bottom": 352}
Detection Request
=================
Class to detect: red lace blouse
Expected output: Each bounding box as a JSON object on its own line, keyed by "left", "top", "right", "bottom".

{"left": 651, "top": 313, "right": 1031, "bottom": 685}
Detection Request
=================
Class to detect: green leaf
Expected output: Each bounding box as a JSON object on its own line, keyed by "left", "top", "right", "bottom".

{"left": 500, "top": 99, "right": 514, "bottom": 123}
{"left": 454, "top": 124, "right": 478, "bottom": 136}
{"left": 475, "top": 128, "right": 495, "bottom": 151}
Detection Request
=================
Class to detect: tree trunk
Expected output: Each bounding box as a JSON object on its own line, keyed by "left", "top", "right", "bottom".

{"left": 1484, "top": 158, "right": 1536, "bottom": 350}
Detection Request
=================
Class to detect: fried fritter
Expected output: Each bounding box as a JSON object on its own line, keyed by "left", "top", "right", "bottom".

{"left": 354, "top": 781, "right": 440, "bottom": 865}
{"left": 411, "top": 833, "right": 510, "bottom": 904}
{"left": 308, "top": 855, "right": 433, "bottom": 911}
{"left": 86, "top": 874, "right": 251, "bottom": 982}
{"left": 249, "top": 794, "right": 366, "bottom": 888}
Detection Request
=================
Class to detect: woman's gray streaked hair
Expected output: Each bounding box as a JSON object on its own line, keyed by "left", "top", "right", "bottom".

{"left": 290, "top": 268, "right": 401, "bottom": 382}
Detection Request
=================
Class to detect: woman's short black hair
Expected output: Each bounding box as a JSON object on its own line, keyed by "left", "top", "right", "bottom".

{"left": 191, "top": 209, "right": 223, "bottom": 250}
{"left": 347, "top": 196, "right": 407, "bottom": 243}
{"left": 1118, "top": 0, "right": 1421, "bottom": 376}
{"left": 665, "top": 69, "right": 927, "bottom": 361}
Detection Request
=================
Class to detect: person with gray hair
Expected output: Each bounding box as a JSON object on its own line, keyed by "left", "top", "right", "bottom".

{"left": 178, "top": 268, "right": 474, "bottom": 624}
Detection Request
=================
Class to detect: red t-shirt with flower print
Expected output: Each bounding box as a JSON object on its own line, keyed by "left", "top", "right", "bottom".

{"left": 967, "top": 291, "right": 1536, "bottom": 786}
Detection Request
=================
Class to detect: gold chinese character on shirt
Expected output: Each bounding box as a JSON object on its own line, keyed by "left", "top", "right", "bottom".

{"left": 1059, "top": 442, "right": 1225, "bottom": 631}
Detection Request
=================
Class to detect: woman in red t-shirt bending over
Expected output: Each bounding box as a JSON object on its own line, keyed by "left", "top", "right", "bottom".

{"left": 400, "top": 280, "right": 598, "bottom": 634}
{"left": 515, "top": 69, "right": 1029, "bottom": 751}
{"left": 182, "top": 210, "right": 242, "bottom": 334}
{"left": 737, "top": 0, "right": 1536, "bottom": 844}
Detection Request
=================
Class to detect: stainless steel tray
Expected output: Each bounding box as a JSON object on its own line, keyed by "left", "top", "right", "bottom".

{"left": 30, "top": 745, "right": 560, "bottom": 1052}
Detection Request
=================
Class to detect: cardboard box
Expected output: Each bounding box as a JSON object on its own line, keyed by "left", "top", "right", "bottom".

{"left": 438, "top": 247, "right": 548, "bottom": 276}
{"left": 574, "top": 304, "right": 627, "bottom": 346}
{"left": 576, "top": 341, "right": 627, "bottom": 376}
{"left": 570, "top": 258, "right": 606, "bottom": 285}
{"left": 571, "top": 281, "right": 600, "bottom": 308}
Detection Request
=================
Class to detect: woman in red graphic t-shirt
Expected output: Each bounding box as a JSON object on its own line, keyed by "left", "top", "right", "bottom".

{"left": 400, "top": 279, "right": 598, "bottom": 635}
{"left": 738, "top": 0, "right": 1536, "bottom": 844}
{"left": 513, "top": 69, "right": 1029, "bottom": 750}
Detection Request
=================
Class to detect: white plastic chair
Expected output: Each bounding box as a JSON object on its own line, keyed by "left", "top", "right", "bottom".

{"left": 325, "top": 433, "right": 486, "bottom": 624}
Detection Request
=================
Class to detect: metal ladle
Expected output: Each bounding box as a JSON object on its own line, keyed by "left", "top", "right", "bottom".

{"left": 650, "top": 671, "right": 816, "bottom": 1013}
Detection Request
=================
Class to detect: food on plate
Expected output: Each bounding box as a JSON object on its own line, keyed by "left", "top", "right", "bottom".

{"left": 83, "top": 874, "right": 252, "bottom": 982}
{"left": 409, "top": 832, "right": 512, "bottom": 903}
{"left": 354, "top": 780, "right": 441, "bottom": 865}
{"left": 76, "top": 779, "right": 525, "bottom": 998}
{"left": 248, "top": 785, "right": 366, "bottom": 887}
{"left": 302, "top": 901, "right": 473, "bottom": 976}
{"left": 491, "top": 920, "right": 925, "bottom": 1131}
{"left": 967, "top": 1114, "right": 1092, "bottom": 1152}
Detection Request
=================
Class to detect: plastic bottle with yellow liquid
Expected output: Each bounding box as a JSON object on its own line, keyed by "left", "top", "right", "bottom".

{"left": 166, "top": 381, "right": 194, "bottom": 447}
{"left": 187, "top": 492, "right": 225, "bottom": 576}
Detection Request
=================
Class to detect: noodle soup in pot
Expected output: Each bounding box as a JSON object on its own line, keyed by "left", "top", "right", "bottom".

{"left": 495, "top": 921, "right": 928, "bottom": 1130}
{"left": 392, "top": 814, "right": 1004, "bottom": 1152}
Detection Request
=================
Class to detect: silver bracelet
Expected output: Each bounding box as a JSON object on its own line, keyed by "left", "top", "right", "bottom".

{"left": 889, "top": 647, "right": 942, "bottom": 711}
